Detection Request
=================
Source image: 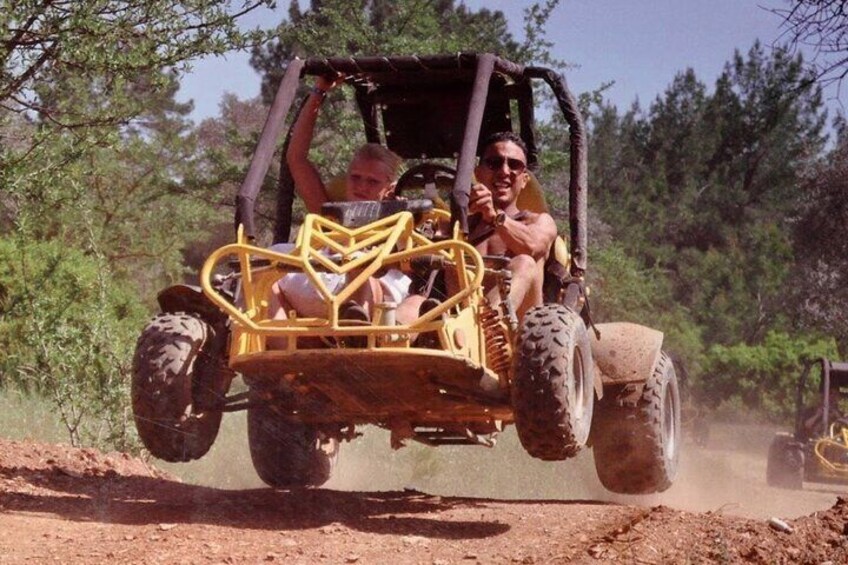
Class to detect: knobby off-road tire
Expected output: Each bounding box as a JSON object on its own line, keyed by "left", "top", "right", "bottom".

{"left": 132, "top": 313, "right": 229, "bottom": 462}
{"left": 247, "top": 402, "right": 339, "bottom": 488}
{"left": 592, "top": 352, "right": 681, "bottom": 494}
{"left": 512, "top": 304, "right": 595, "bottom": 460}
{"left": 766, "top": 434, "right": 804, "bottom": 489}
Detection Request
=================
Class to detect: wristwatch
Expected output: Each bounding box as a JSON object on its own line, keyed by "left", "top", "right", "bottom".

{"left": 491, "top": 210, "right": 507, "bottom": 227}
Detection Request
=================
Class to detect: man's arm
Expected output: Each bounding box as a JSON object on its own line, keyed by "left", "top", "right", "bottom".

{"left": 285, "top": 76, "right": 338, "bottom": 214}
{"left": 469, "top": 182, "right": 558, "bottom": 261}
{"left": 496, "top": 212, "right": 558, "bottom": 261}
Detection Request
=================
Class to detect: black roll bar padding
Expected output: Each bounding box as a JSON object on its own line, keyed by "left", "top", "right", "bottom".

{"left": 234, "top": 194, "right": 256, "bottom": 241}
{"left": 515, "top": 78, "right": 539, "bottom": 171}
{"left": 275, "top": 90, "right": 314, "bottom": 244}
{"left": 823, "top": 357, "right": 832, "bottom": 436}
{"left": 832, "top": 360, "right": 848, "bottom": 374}
{"left": 526, "top": 66, "right": 588, "bottom": 277}
{"left": 354, "top": 82, "right": 381, "bottom": 144}
{"left": 235, "top": 58, "right": 305, "bottom": 240}
{"left": 303, "top": 53, "right": 481, "bottom": 76}
{"left": 795, "top": 359, "right": 813, "bottom": 438}
{"left": 452, "top": 53, "right": 496, "bottom": 236}
{"left": 275, "top": 130, "right": 296, "bottom": 245}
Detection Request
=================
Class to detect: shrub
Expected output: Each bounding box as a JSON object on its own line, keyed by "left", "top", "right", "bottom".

{"left": 0, "top": 237, "right": 146, "bottom": 450}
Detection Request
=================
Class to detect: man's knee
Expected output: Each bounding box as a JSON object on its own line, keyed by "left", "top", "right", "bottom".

{"left": 508, "top": 253, "right": 536, "bottom": 274}
{"left": 508, "top": 254, "right": 544, "bottom": 286}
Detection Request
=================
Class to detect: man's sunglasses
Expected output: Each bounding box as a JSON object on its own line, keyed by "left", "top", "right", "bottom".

{"left": 481, "top": 155, "right": 527, "bottom": 173}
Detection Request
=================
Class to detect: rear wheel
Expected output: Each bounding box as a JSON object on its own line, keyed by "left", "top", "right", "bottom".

{"left": 512, "top": 304, "right": 595, "bottom": 460}
{"left": 592, "top": 352, "right": 681, "bottom": 494}
{"left": 132, "top": 313, "right": 231, "bottom": 462}
{"left": 247, "top": 402, "right": 339, "bottom": 488}
{"left": 766, "top": 434, "right": 804, "bottom": 489}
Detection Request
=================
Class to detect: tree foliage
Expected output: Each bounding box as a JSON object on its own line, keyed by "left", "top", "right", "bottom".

{"left": 791, "top": 135, "right": 848, "bottom": 356}
{"left": 1, "top": 0, "right": 273, "bottom": 229}
{"left": 0, "top": 2, "right": 271, "bottom": 450}
{"left": 1, "top": 1, "right": 270, "bottom": 129}
{"left": 578, "top": 42, "right": 846, "bottom": 417}
{"left": 3, "top": 0, "right": 847, "bottom": 450}
{"left": 701, "top": 331, "right": 838, "bottom": 421}
{"left": 588, "top": 43, "right": 826, "bottom": 347}
{"left": 0, "top": 237, "right": 147, "bottom": 448}
{"left": 250, "top": 0, "right": 528, "bottom": 103}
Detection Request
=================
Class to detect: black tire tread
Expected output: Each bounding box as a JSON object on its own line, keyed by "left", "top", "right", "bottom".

{"left": 593, "top": 352, "right": 681, "bottom": 494}
{"left": 512, "top": 304, "right": 594, "bottom": 461}
{"left": 766, "top": 434, "right": 804, "bottom": 489}
{"left": 131, "top": 313, "right": 224, "bottom": 462}
{"left": 247, "top": 403, "right": 338, "bottom": 488}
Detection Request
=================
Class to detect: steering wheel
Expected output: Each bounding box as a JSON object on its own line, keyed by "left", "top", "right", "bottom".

{"left": 394, "top": 162, "right": 457, "bottom": 200}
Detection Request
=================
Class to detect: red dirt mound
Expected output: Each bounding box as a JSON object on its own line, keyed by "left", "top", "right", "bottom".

{"left": 0, "top": 437, "right": 845, "bottom": 564}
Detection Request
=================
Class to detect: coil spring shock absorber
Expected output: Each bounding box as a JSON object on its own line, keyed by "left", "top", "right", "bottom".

{"left": 480, "top": 301, "right": 512, "bottom": 383}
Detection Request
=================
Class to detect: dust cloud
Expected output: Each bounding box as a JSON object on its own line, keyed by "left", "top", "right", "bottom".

{"left": 160, "top": 411, "right": 841, "bottom": 521}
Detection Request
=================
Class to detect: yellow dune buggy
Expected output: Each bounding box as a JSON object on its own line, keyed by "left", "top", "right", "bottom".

{"left": 767, "top": 357, "right": 848, "bottom": 489}
{"left": 131, "top": 53, "right": 681, "bottom": 494}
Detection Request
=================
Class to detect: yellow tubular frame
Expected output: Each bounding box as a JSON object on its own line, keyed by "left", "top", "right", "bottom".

{"left": 200, "top": 210, "right": 485, "bottom": 356}
{"left": 812, "top": 423, "right": 848, "bottom": 477}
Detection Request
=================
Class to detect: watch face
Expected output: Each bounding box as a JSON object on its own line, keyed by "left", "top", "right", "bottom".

{"left": 494, "top": 211, "right": 507, "bottom": 226}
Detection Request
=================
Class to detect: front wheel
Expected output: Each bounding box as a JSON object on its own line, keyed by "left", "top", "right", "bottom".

{"left": 592, "top": 352, "right": 681, "bottom": 494}
{"left": 512, "top": 304, "right": 595, "bottom": 460}
{"left": 131, "top": 313, "right": 232, "bottom": 462}
{"left": 766, "top": 434, "right": 804, "bottom": 489}
{"left": 247, "top": 402, "right": 339, "bottom": 488}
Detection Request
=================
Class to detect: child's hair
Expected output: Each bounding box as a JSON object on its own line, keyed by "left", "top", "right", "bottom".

{"left": 351, "top": 143, "right": 404, "bottom": 180}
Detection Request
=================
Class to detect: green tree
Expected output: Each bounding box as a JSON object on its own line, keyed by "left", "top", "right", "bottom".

{"left": 0, "top": 238, "right": 147, "bottom": 448}
{"left": 0, "top": 2, "right": 273, "bottom": 450}
{"left": 250, "top": 0, "right": 527, "bottom": 103}
{"left": 701, "top": 331, "right": 838, "bottom": 421}
{"left": 588, "top": 43, "right": 826, "bottom": 347}
{"left": 1, "top": 1, "right": 269, "bottom": 130}
{"left": 791, "top": 134, "right": 848, "bottom": 356}
{"left": 588, "top": 241, "right": 704, "bottom": 375}
{"left": 2, "top": 1, "right": 272, "bottom": 237}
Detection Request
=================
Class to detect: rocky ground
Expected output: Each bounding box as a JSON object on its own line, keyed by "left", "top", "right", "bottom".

{"left": 1, "top": 424, "right": 847, "bottom": 564}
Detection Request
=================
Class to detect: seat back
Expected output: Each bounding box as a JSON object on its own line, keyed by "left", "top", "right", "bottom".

{"left": 517, "top": 172, "right": 549, "bottom": 214}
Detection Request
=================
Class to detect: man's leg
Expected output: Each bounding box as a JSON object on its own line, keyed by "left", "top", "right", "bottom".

{"left": 348, "top": 276, "right": 384, "bottom": 320}
{"left": 506, "top": 254, "right": 544, "bottom": 321}
{"left": 267, "top": 280, "right": 291, "bottom": 350}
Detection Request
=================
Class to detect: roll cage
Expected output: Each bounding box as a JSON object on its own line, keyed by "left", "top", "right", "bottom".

{"left": 795, "top": 357, "right": 848, "bottom": 439}
{"left": 233, "top": 53, "right": 588, "bottom": 277}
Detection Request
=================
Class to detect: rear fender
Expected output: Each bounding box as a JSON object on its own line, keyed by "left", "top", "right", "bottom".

{"left": 590, "top": 322, "right": 664, "bottom": 397}
{"left": 157, "top": 284, "right": 229, "bottom": 324}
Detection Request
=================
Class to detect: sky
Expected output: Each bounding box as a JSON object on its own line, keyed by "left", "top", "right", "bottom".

{"left": 178, "top": 0, "right": 843, "bottom": 123}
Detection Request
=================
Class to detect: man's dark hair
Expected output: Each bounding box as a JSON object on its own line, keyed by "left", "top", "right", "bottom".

{"left": 478, "top": 131, "right": 528, "bottom": 161}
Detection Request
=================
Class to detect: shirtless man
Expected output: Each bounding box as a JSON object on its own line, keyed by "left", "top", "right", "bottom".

{"left": 469, "top": 132, "right": 558, "bottom": 319}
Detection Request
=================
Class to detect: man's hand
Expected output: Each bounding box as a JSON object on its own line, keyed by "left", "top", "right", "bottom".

{"left": 469, "top": 182, "right": 497, "bottom": 223}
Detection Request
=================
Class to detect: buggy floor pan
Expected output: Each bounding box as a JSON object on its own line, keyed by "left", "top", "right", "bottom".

{"left": 231, "top": 349, "right": 512, "bottom": 423}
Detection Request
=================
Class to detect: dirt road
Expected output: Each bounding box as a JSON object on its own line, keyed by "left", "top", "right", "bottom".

{"left": 1, "top": 422, "right": 846, "bottom": 563}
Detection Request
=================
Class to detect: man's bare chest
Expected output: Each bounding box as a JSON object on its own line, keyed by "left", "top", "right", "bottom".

{"left": 477, "top": 234, "right": 510, "bottom": 257}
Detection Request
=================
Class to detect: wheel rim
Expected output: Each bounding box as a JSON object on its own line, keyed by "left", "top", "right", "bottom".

{"left": 662, "top": 382, "right": 678, "bottom": 460}
{"left": 572, "top": 346, "right": 585, "bottom": 420}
